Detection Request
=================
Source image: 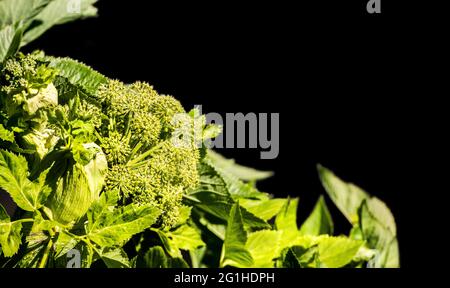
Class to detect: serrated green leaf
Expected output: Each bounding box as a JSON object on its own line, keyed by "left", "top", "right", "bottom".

{"left": 167, "top": 224, "right": 205, "bottom": 252}
{"left": 359, "top": 199, "right": 399, "bottom": 268}
{"left": 189, "top": 246, "right": 205, "bottom": 268}
{"left": 245, "top": 230, "right": 281, "bottom": 267}
{"left": 0, "top": 204, "right": 23, "bottom": 257}
{"left": 86, "top": 203, "right": 161, "bottom": 247}
{"left": 0, "top": 0, "right": 50, "bottom": 28}
{"left": 136, "top": 246, "right": 167, "bottom": 268}
{"left": 279, "top": 245, "right": 320, "bottom": 268}
{"left": 293, "top": 245, "right": 320, "bottom": 268}
{"left": 173, "top": 205, "right": 191, "bottom": 228}
{"left": 278, "top": 247, "right": 301, "bottom": 268}
{"left": 364, "top": 197, "right": 396, "bottom": 236}
{"left": 0, "top": 24, "right": 22, "bottom": 63}
{"left": 300, "top": 195, "right": 334, "bottom": 236}
{"left": 318, "top": 164, "right": 369, "bottom": 224}
{"left": 0, "top": 149, "right": 50, "bottom": 211}
{"left": 198, "top": 216, "right": 226, "bottom": 240}
{"left": 66, "top": 240, "right": 96, "bottom": 268}
{"left": 289, "top": 235, "right": 364, "bottom": 268}
{"left": 153, "top": 229, "right": 181, "bottom": 258}
{"left": 48, "top": 57, "right": 108, "bottom": 95}
{"left": 316, "top": 236, "right": 363, "bottom": 268}
{"left": 135, "top": 246, "right": 189, "bottom": 268}
{"left": 14, "top": 241, "right": 47, "bottom": 268}
{"left": 53, "top": 231, "right": 78, "bottom": 259}
{"left": 318, "top": 165, "right": 399, "bottom": 267}
{"left": 191, "top": 191, "right": 270, "bottom": 230}
{"left": 86, "top": 189, "right": 119, "bottom": 231}
{"left": 0, "top": 124, "right": 14, "bottom": 142}
{"left": 240, "top": 198, "right": 286, "bottom": 221}
{"left": 0, "top": 1, "right": 97, "bottom": 59}
{"left": 188, "top": 162, "right": 270, "bottom": 229}
{"left": 276, "top": 198, "right": 299, "bottom": 232}
{"left": 207, "top": 150, "right": 273, "bottom": 181}
{"left": 275, "top": 198, "right": 299, "bottom": 247}
{"left": 154, "top": 222, "right": 205, "bottom": 258}
{"left": 98, "top": 247, "right": 130, "bottom": 268}
{"left": 14, "top": 231, "right": 49, "bottom": 268}
{"left": 202, "top": 154, "right": 268, "bottom": 200}
{"left": 21, "top": 0, "right": 98, "bottom": 46}
{"left": 220, "top": 203, "right": 253, "bottom": 267}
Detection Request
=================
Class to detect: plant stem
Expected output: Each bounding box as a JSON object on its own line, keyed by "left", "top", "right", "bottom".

{"left": 127, "top": 141, "right": 163, "bottom": 167}
{"left": 38, "top": 238, "right": 53, "bottom": 268}
{"left": 14, "top": 218, "right": 34, "bottom": 224}
{"left": 182, "top": 194, "right": 201, "bottom": 203}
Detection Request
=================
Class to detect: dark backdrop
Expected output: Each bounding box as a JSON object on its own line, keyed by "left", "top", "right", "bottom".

{"left": 24, "top": 0, "right": 422, "bottom": 267}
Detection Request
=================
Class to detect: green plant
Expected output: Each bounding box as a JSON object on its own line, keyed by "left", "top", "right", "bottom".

{"left": 0, "top": 0, "right": 399, "bottom": 268}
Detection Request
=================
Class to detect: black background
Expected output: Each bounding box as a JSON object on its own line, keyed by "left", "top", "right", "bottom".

{"left": 23, "top": 0, "right": 428, "bottom": 269}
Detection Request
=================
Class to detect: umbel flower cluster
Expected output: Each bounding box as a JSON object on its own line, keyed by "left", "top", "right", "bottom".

{"left": 96, "top": 80, "right": 200, "bottom": 227}
{"left": 0, "top": 52, "right": 203, "bottom": 229}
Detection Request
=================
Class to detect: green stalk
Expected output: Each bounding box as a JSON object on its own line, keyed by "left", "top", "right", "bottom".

{"left": 38, "top": 238, "right": 53, "bottom": 268}
{"left": 128, "top": 141, "right": 143, "bottom": 162}
{"left": 127, "top": 141, "right": 164, "bottom": 167}
{"left": 182, "top": 194, "right": 202, "bottom": 203}
{"left": 14, "top": 218, "right": 34, "bottom": 224}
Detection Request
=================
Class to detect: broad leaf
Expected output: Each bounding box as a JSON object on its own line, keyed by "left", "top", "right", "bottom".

{"left": 240, "top": 198, "right": 286, "bottom": 221}
{"left": 318, "top": 164, "right": 369, "bottom": 224}
{"left": 0, "top": 204, "right": 23, "bottom": 257}
{"left": 300, "top": 195, "right": 334, "bottom": 236}
{"left": 153, "top": 229, "right": 182, "bottom": 258}
{"left": 0, "top": 149, "right": 50, "bottom": 211}
{"left": 155, "top": 224, "right": 205, "bottom": 258}
{"left": 198, "top": 216, "right": 226, "bottom": 240}
{"left": 359, "top": 199, "right": 399, "bottom": 268}
{"left": 0, "top": 0, "right": 97, "bottom": 60}
{"left": 316, "top": 236, "right": 363, "bottom": 268}
{"left": 53, "top": 231, "right": 78, "bottom": 259}
{"left": 279, "top": 245, "right": 320, "bottom": 268}
{"left": 86, "top": 202, "right": 161, "bottom": 247}
{"left": 98, "top": 247, "right": 130, "bottom": 268}
{"left": 0, "top": 25, "right": 22, "bottom": 63}
{"left": 166, "top": 224, "right": 205, "bottom": 252}
{"left": 275, "top": 198, "right": 300, "bottom": 246}
{"left": 135, "top": 246, "right": 189, "bottom": 268}
{"left": 220, "top": 203, "right": 253, "bottom": 267}
{"left": 363, "top": 197, "right": 396, "bottom": 236}
{"left": 173, "top": 205, "right": 192, "bottom": 228}
{"left": 62, "top": 240, "right": 96, "bottom": 268}
{"left": 0, "top": 124, "right": 14, "bottom": 142}
{"left": 21, "top": 0, "right": 98, "bottom": 46}
{"left": 136, "top": 246, "right": 167, "bottom": 268}
{"left": 188, "top": 162, "right": 269, "bottom": 229}
{"left": 0, "top": 0, "right": 50, "bottom": 28}
{"left": 245, "top": 230, "right": 281, "bottom": 267}
{"left": 200, "top": 157, "right": 267, "bottom": 200}
{"left": 290, "top": 235, "right": 364, "bottom": 268}
{"left": 13, "top": 231, "right": 49, "bottom": 268}
{"left": 207, "top": 150, "right": 273, "bottom": 181}
{"left": 48, "top": 57, "right": 108, "bottom": 95}
{"left": 86, "top": 189, "right": 119, "bottom": 231}
{"left": 191, "top": 191, "right": 270, "bottom": 230}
